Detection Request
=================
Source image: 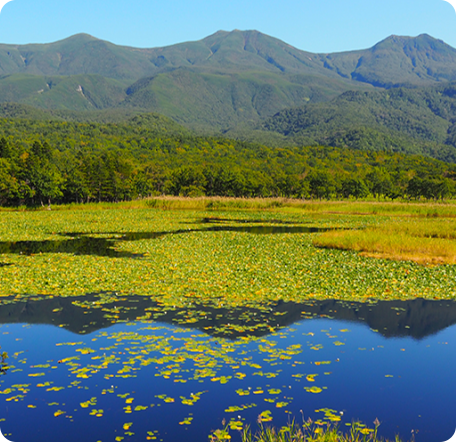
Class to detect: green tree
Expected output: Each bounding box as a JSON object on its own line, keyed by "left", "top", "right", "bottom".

{"left": 308, "top": 171, "right": 335, "bottom": 200}
{"left": 366, "top": 168, "right": 393, "bottom": 199}
{"left": 24, "top": 142, "right": 64, "bottom": 207}
{"left": 340, "top": 178, "right": 370, "bottom": 199}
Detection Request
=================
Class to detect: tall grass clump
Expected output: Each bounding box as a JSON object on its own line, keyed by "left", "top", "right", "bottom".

{"left": 286, "top": 201, "right": 456, "bottom": 218}
{"left": 145, "top": 196, "right": 290, "bottom": 211}
{"left": 210, "top": 419, "right": 407, "bottom": 442}
{"left": 144, "top": 198, "right": 456, "bottom": 218}
{"left": 0, "top": 346, "right": 8, "bottom": 376}
{"left": 313, "top": 218, "right": 456, "bottom": 265}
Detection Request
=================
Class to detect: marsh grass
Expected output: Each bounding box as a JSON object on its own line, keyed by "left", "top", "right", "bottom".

{"left": 0, "top": 346, "right": 8, "bottom": 376}
{"left": 146, "top": 198, "right": 456, "bottom": 218}
{"left": 210, "top": 420, "right": 405, "bottom": 442}
{"left": 145, "top": 196, "right": 289, "bottom": 211}
{"left": 314, "top": 218, "right": 456, "bottom": 265}
{"left": 2, "top": 197, "right": 456, "bottom": 219}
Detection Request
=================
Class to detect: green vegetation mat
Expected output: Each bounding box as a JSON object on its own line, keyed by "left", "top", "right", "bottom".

{"left": 1, "top": 204, "right": 455, "bottom": 307}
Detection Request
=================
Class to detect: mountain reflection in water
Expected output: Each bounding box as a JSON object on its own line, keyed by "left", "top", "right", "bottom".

{"left": 0, "top": 294, "right": 454, "bottom": 339}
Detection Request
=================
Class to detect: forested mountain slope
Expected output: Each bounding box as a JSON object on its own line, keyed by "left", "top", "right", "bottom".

{"left": 256, "top": 82, "right": 456, "bottom": 163}
{"left": 317, "top": 34, "right": 456, "bottom": 88}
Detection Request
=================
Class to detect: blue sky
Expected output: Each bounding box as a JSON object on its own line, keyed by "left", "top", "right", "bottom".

{"left": 0, "top": 0, "right": 454, "bottom": 53}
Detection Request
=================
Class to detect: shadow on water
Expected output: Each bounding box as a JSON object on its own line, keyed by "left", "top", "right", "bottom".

{"left": 200, "top": 217, "right": 318, "bottom": 225}
{"left": 0, "top": 223, "right": 334, "bottom": 258}
{"left": 0, "top": 235, "right": 145, "bottom": 258}
{"left": 0, "top": 293, "right": 455, "bottom": 340}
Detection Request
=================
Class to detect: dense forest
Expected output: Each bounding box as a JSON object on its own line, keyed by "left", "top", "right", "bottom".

{"left": 0, "top": 115, "right": 455, "bottom": 207}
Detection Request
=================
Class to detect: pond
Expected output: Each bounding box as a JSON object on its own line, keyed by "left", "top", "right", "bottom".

{"left": 0, "top": 295, "right": 455, "bottom": 442}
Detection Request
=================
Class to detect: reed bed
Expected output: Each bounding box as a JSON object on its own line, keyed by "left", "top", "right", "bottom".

{"left": 2, "top": 197, "right": 456, "bottom": 219}
{"left": 314, "top": 218, "right": 456, "bottom": 265}
{"left": 146, "top": 197, "right": 456, "bottom": 218}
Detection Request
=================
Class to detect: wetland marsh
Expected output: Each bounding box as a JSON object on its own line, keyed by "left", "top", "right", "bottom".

{"left": 0, "top": 201, "right": 455, "bottom": 442}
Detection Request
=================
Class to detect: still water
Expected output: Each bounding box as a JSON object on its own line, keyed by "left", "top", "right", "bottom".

{"left": 0, "top": 296, "right": 455, "bottom": 442}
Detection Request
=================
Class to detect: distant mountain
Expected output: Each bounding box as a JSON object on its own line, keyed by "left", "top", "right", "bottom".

{"left": 2, "top": 30, "right": 456, "bottom": 135}
{"left": 0, "top": 34, "right": 154, "bottom": 81}
{"left": 0, "top": 30, "right": 373, "bottom": 129}
{"left": 0, "top": 30, "right": 353, "bottom": 81}
{"left": 2, "top": 31, "right": 456, "bottom": 85}
{"left": 317, "top": 34, "right": 456, "bottom": 88}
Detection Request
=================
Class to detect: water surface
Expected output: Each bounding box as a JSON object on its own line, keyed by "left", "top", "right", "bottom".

{"left": 0, "top": 297, "right": 455, "bottom": 442}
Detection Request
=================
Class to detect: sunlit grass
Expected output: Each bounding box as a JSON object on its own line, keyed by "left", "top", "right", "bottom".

{"left": 146, "top": 196, "right": 288, "bottom": 211}
{"left": 314, "top": 218, "right": 456, "bottom": 265}
{"left": 146, "top": 197, "right": 456, "bottom": 218}
{"left": 2, "top": 197, "right": 456, "bottom": 219}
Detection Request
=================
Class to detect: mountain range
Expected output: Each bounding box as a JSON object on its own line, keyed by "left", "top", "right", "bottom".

{"left": 2, "top": 30, "right": 456, "bottom": 161}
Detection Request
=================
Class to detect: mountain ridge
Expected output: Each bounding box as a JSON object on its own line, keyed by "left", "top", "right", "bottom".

{"left": 2, "top": 30, "right": 456, "bottom": 84}
{"left": 3, "top": 30, "right": 456, "bottom": 146}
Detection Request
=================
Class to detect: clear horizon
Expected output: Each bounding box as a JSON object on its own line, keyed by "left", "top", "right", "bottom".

{"left": 0, "top": 0, "right": 454, "bottom": 53}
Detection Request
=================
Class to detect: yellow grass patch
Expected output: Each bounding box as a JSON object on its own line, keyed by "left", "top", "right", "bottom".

{"left": 314, "top": 219, "right": 456, "bottom": 265}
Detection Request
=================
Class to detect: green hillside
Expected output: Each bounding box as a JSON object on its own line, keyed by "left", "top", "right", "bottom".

{"left": 120, "top": 69, "right": 366, "bottom": 131}
{"left": 0, "top": 102, "right": 146, "bottom": 123}
{"left": 0, "top": 74, "right": 127, "bottom": 111}
{"left": 257, "top": 83, "right": 456, "bottom": 163}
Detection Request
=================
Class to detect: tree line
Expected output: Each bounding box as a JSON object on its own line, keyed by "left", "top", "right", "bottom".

{"left": 0, "top": 117, "right": 455, "bottom": 207}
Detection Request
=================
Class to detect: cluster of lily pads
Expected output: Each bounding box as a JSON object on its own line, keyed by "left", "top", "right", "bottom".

{"left": 0, "top": 208, "right": 455, "bottom": 307}
{"left": 0, "top": 320, "right": 360, "bottom": 441}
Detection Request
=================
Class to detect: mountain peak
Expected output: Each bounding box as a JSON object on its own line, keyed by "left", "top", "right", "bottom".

{"left": 201, "top": 29, "right": 264, "bottom": 44}
{"left": 373, "top": 33, "right": 451, "bottom": 50}
{"left": 52, "top": 33, "right": 101, "bottom": 45}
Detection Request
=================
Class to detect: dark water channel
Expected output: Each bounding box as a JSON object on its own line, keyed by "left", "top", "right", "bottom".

{"left": 0, "top": 295, "right": 455, "bottom": 442}
{"left": 0, "top": 222, "right": 332, "bottom": 259}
